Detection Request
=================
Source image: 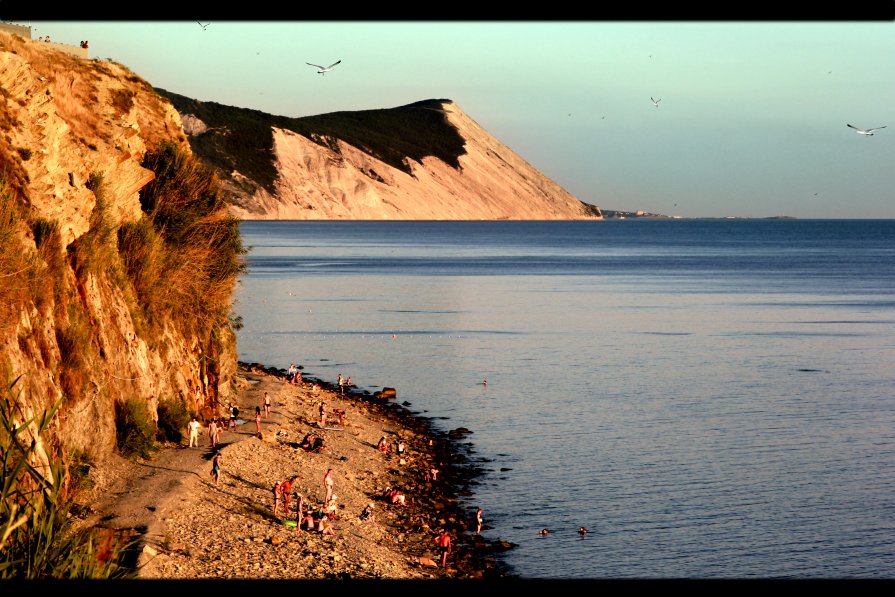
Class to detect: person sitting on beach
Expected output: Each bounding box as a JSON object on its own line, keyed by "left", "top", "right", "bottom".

{"left": 291, "top": 371, "right": 302, "bottom": 386}
{"left": 300, "top": 433, "right": 315, "bottom": 450}
{"left": 300, "top": 508, "right": 315, "bottom": 531}
{"left": 359, "top": 503, "right": 375, "bottom": 522}
{"left": 333, "top": 408, "right": 347, "bottom": 426}
{"left": 324, "top": 495, "right": 339, "bottom": 520}
{"left": 286, "top": 363, "right": 297, "bottom": 381}
{"left": 376, "top": 436, "right": 390, "bottom": 453}
{"left": 384, "top": 487, "right": 406, "bottom": 506}
{"left": 317, "top": 515, "right": 335, "bottom": 535}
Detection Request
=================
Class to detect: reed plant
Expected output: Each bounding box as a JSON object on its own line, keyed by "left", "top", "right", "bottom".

{"left": 0, "top": 375, "right": 133, "bottom": 578}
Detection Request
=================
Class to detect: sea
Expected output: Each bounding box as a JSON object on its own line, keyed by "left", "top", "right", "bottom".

{"left": 233, "top": 219, "right": 895, "bottom": 579}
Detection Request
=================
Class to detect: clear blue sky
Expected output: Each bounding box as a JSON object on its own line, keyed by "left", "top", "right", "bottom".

{"left": 26, "top": 21, "right": 895, "bottom": 218}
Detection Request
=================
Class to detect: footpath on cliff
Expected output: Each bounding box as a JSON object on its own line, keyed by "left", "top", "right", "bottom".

{"left": 73, "top": 364, "right": 513, "bottom": 580}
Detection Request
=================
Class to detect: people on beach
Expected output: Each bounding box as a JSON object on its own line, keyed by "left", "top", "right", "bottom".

{"left": 317, "top": 514, "right": 335, "bottom": 535}
{"left": 263, "top": 392, "right": 271, "bottom": 417}
{"left": 359, "top": 503, "right": 375, "bottom": 522}
{"left": 396, "top": 439, "right": 405, "bottom": 456}
{"left": 194, "top": 385, "right": 203, "bottom": 412}
{"left": 281, "top": 476, "right": 297, "bottom": 518}
{"left": 475, "top": 507, "right": 484, "bottom": 535}
{"left": 383, "top": 487, "right": 406, "bottom": 506}
{"left": 300, "top": 507, "right": 315, "bottom": 531}
{"left": 254, "top": 406, "right": 262, "bottom": 435}
{"left": 333, "top": 408, "right": 347, "bottom": 426}
{"left": 272, "top": 481, "right": 283, "bottom": 517}
{"left": 323, "top": 468, "right": 335, "bottom": 504}
{"left": 434, "top": 530, "right": 452, "bottom": 568}
{"left": 188, "top": 416, "right": 201, "bottom": 448}
{"left": 213, "top": 418, "right": 222, "bottom": 446}
{"left": 229, "top": 403, "right": 239, "bottom": 431}
{"left": 208, "top": 418, "right": 218, "bottom": 447}
{"left": 319, "top": 401, "right": 328, "bottom": 428}
{"left": 426, "top": 467, "right": 440, "bottom": 481}
{"left": 291, "top": 371, "right": 302, "bottom": 386}
{"left": 539, "top": 528, "right": 549, "bottom": 536}
{"left": 376, "top": 436, "right": 390, "bottom": 453}
{"left": 286, "top": 363, "right": 297, "bottom": 382}
{"left": 211, "top": 452, "right": 223, "bottom": 485}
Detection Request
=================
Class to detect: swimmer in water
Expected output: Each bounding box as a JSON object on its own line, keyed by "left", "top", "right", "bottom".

{"left": 578, "top": 527, "right": 588, "bottom": 536}
{"left": 539, "top": 528, "right": 549, "bottom": 536}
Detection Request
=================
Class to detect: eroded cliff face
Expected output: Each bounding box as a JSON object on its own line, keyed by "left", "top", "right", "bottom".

{"left": 0, "top": 33, "right": 238, "bottom": 466}
{"left": 194, "top": 101, "right": 603, "bottom": 221}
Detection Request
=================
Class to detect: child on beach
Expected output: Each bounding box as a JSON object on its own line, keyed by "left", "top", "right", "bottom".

{"left": 211, "top": 452, "right": 222, "bottom": 485}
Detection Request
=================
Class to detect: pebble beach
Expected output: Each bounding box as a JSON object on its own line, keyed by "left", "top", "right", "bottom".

{"left": 86, "top": 363, "right": 513, "bottom": 580}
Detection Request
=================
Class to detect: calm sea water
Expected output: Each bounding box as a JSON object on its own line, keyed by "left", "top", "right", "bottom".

{"left": 234, "top": 219, "right": 895, "bottom": 578}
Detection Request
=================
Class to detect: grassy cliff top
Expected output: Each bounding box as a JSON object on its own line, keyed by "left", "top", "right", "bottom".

{"left": 155, "top": 90, "right": 467, "bottom": 194}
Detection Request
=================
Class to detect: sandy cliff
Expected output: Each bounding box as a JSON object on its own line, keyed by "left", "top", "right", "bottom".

{"left": 0, "top": 32, "right": 237, "bottom": 466}
{"left": 172, "top": 98, "right": 604, "bottom": 221}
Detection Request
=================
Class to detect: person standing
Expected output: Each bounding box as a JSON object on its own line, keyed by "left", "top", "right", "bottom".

{"left": 254, "top": 406, "right": 262, "bottom": 435}
{"left": 272, "top": 481, "right": 283, "bottom": 517}
{"left": 188, "top": 416, "right": 201, "bottom": 448}
{"left": 229, "top": 403, "right": 239, "bottom": 431}
{"left": 194, "top": 385, "right": 203, "bottom": 412}
{"left": 211, "top": 452, "right": 223, "bottom": 485}
{"left": 208, "top": 418, "right": 218, "bottom": 447}
{"left": 475, "top": 507, "right": 484, "bottom": 535}
{"left": 434, "top": 530, "right": 452, "bottom": 568}
{"left": 263, "top": 392, "right": 271, "bottom": 417}
{"left": 319, "top": 401, "right": 327, "bottom": 429}
{"left": 281, "top": 476, "right": 297, "bottom": 519}
{"left": 323, "top": 468, "right": 335, "bottom": 504}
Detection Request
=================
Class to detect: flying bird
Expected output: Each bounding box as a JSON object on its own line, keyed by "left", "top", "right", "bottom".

{"left": 651, "top": 97, "right": 661, "bottom": 108}
{"left": 307, "top": 60, "right": 341, "bottom": 75}
{"left": 847, "top": 124, "right": 886, "bottom": 136}
{"left": 198, "top": 22, "right": 210, "bottom": 30}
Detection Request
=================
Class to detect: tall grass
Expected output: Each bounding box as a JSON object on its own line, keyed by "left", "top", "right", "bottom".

{"left": 123, "top": 141, "right": 246, "bottom": 338}
{"left": 0, "top": 375, "right": 133, "bottom": 578}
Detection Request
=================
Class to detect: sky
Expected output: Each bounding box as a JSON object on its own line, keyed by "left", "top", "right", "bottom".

{"left": 20, "top": 20, "right": 895, "bottom": 219}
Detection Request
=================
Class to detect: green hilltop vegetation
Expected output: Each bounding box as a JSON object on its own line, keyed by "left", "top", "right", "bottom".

{"left": 154, "top": 90, "right": 467, "bottom": 195}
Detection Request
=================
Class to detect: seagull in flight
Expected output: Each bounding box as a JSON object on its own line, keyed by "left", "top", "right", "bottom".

{"left": 307, "top": 60, "right": 341, "bottom": 75}
{"left": 847, "top": 124, "right": 886, "bottom": 136}
{"left": 651, "top": 97, "right": 661, "bottom": 108}
{"left": 197, "top": 22, "right": 210, "bottom": 30}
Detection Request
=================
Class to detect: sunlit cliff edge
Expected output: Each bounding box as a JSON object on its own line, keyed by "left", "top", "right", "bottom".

{"left": 156, "top": 92, "right": 604, "bottom": 221}
{"left": 0, "top": 32, "right": 239, "bottom": 470}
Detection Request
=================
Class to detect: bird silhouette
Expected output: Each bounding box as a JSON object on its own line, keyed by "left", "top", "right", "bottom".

{"left": 198, "top": 22, "right": 210, "bottom": 30}
{"left": 307, "top": 60, "right": 341, "bottom": 75}
{"left": 651, "top": 97, "right": 661, "bottom": 108}
{"left": 847, "top": 123, "right": 886, "bottom": 136}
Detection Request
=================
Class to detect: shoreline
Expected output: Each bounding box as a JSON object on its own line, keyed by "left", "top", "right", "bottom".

{"left": 87, "top": 361, "right": 515, "bottom": 579}
{"left": 235, "top": 361, "right": 516, "bottom": 579}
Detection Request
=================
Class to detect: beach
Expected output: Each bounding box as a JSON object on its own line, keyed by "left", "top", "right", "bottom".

{"left": 78, "top": 363, "right": 512, "bottom": 580}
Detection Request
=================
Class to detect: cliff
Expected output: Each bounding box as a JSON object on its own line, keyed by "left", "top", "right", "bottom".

{"left": 0, "top": 32, "right": 241, "bottom": 470}
{"left": 156, "top": 93, "right": 604, "bottom": 220}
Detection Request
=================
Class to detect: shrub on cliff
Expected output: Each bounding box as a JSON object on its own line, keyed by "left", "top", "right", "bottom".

{"left": 114, "top": 397, "right": 156, "bottom": 459}
{"left": 156, "top": 398, "right": 190, "bottom": 444}
{"left": 0, "top": 376, "right": 132, "bottom": 578}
